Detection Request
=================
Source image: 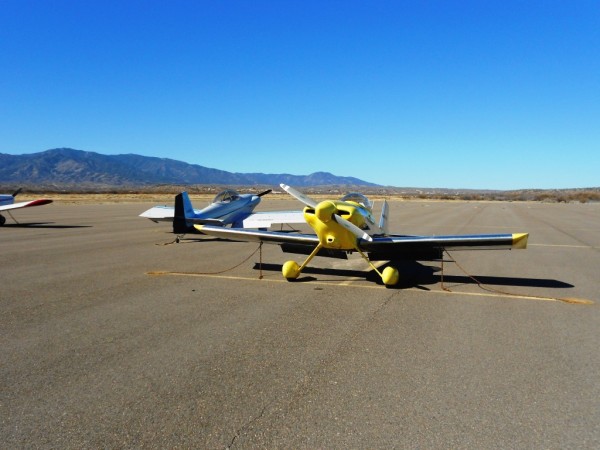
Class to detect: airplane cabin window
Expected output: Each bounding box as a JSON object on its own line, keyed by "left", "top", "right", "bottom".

{"left": 340, "top": 192, "right": 372, "bottom": 209}
{"left": 213, "top": 190, "right": 241, "bottom": 203}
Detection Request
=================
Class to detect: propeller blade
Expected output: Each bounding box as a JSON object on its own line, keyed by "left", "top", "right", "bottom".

{"left": 12, "top": 187, "right": 22, "bottom": 197}
{"left": 333, "top": 214, "right": 373, "bottom": 242}
{"left": 280, "top": 184, "right": 318, "bottom": 208}
{"left": 257, "top": 189, "right": 272, "bottom": 197}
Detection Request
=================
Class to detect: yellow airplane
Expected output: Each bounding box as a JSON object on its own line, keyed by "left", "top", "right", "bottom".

{"left": 195, "top": 184, "right": 528, "bottom": 286}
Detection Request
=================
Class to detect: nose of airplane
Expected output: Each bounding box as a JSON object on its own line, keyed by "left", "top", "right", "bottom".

{"left": 251, "top": 189, "right": 271, "bottom": 206}
{"left": 315, "top": 201, "right": 336, "bottom": 223}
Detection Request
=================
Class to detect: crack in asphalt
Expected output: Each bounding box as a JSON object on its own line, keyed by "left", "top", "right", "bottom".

{"left": 226, "top": 404, "right": 268, "bottom": 449}
{"left": 225, "top": 291, "right": 399, "bottom": 448}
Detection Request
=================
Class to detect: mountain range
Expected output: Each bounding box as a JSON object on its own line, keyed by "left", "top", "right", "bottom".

{"left": 0, "top": 148, "right": 378, "bottom": 187}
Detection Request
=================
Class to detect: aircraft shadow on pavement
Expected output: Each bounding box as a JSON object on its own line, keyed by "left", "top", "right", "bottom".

{"left": 3, "top": 222, "right": 92, "bottom": 229}
{"left": 175, "top": 236, "right": 237, "bottom": 244}
{"left": 252, "top": 260, "right": 574, "bottom": 290}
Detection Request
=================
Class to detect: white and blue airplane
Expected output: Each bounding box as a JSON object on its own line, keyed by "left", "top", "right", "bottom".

{"left": 0, "top": 188, "right": 53, "bottom": 225}
{"left": 140, "top": 188, "right": 304, "bottom": 233}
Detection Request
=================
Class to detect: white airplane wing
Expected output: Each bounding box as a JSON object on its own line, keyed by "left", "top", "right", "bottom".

{"left": 241, "top": 210, "right": 306, "bottom": 228}
{"left": 363, "top": 233, "right": 529, "bottom": 251}
{"left": 196, "top": 225, "right": 528, "bottom": 254}
{"left": 195, "top": 224, "right": 320, "bottom": 245}
{"left": 0, "top": 199, "right": 53, "bottom": 212}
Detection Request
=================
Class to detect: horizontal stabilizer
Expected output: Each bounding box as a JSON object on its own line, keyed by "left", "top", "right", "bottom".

{"left": 188, "top": 218, "right": 224, "bottom": 226}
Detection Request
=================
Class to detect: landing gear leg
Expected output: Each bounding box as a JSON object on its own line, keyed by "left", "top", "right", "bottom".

{"left": 282, "top": 244, "right": 323, "bottom": 280}
{"left": 355, "top": 247, "right": 399, "bottom": 286}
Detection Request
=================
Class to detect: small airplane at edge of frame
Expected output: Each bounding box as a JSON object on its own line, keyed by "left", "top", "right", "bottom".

{"left": 194, "top": 183, "right": 529, "bottom": 287}
{"left": 0, "top": 188, "right": 53, "bottom": 226}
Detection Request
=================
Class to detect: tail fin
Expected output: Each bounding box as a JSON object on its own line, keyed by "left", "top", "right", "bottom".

{"left": 378, "top": 199, "right": 389, "bottom": 236}
{"left": 173, "top": 192, "right": 196, "bottom": 233}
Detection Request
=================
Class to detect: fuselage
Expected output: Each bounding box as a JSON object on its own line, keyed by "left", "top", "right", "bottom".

{"left": 196, "top": 194, "right": 261, "bottom": 226}
{"left": 140, "top": 190, "right": 262, "bottom": 227}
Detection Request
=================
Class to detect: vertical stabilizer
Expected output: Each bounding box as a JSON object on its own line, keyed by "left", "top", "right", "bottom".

{"left": 173, "top": 192, "right": 195, "bottom": 233}
{"left": 379, "top": 199, "right": 389, "bottom": 236}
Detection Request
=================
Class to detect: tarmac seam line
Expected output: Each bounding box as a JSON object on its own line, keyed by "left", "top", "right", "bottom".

{"left": 146, "top": 271, "right": 593, "bottom": 304}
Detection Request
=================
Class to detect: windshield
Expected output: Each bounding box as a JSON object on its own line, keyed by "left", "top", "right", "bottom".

{"left": 340, "top": 192, "right": 373, "bottom": 209}
{"left": 212, "top": 189, "right": 241, "bottom": 203}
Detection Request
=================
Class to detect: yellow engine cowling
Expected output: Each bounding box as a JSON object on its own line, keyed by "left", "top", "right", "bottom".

{"left": 303, "top": 201, "right": 366, "bottom": 250}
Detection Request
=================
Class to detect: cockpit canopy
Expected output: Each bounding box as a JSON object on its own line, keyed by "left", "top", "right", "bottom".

{"left": 340, "top": 192, "right": 373, "bottom": 210}
{"left": 212, "top": 189, "right": 241, "bottom": 204}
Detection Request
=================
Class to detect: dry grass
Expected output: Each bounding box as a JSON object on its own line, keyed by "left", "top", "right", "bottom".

{"left": 7, "top": 185, "right": 600, "bottom": 204}
{"left": 32, "top": 193, "right": 217, "bottom": 204}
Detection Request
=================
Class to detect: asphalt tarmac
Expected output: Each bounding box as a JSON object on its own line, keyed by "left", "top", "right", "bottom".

{"left": 1, "top": 199, "right": 599, "bottom": 448}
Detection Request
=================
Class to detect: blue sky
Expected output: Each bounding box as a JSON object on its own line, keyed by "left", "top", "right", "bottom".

{"left": 1, "top": 1, "right": 598, "bottom": 189}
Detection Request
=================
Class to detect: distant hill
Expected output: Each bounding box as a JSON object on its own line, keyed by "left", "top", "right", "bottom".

{"left": 0, "top": 148, "right": 378, "bottom": 187}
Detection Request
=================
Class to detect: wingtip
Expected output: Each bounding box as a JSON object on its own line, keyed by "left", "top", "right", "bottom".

{"left": 512, "top": 233, "right": 529, "bottom": 249}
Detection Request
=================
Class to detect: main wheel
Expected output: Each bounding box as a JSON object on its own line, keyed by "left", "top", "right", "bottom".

{"left": 282, "top": 260, "right": 301, "bottom": 280}
{"left": 382, "top": 266, "right": 399, "bottom": 286}
{"left": 0, "top": 215, "right": 5, "bottom": 226}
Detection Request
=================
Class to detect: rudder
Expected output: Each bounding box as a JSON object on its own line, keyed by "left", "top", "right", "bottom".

{"left": 173, "top": 191, "right": 195, "bottom": 233}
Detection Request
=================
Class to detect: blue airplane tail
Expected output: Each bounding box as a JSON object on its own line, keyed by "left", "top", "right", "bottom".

{"left": 173, "top": 191, "right": 196, "bottom": 233}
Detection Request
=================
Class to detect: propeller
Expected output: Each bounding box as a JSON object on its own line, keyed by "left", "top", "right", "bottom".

{"left": 12, "top": 187, "right": 22, "bottom": 197}
{"left": 257, "top": 189, "right": 272, "bottom": 197}
{"left": 280, "top": 183, "right": 317, "bottom": 208}
{"left": 282, "top": 183, "right": 373, "bottom": 242}
{"left": 333, "top": 213, "right": 373, "bottom": 242}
